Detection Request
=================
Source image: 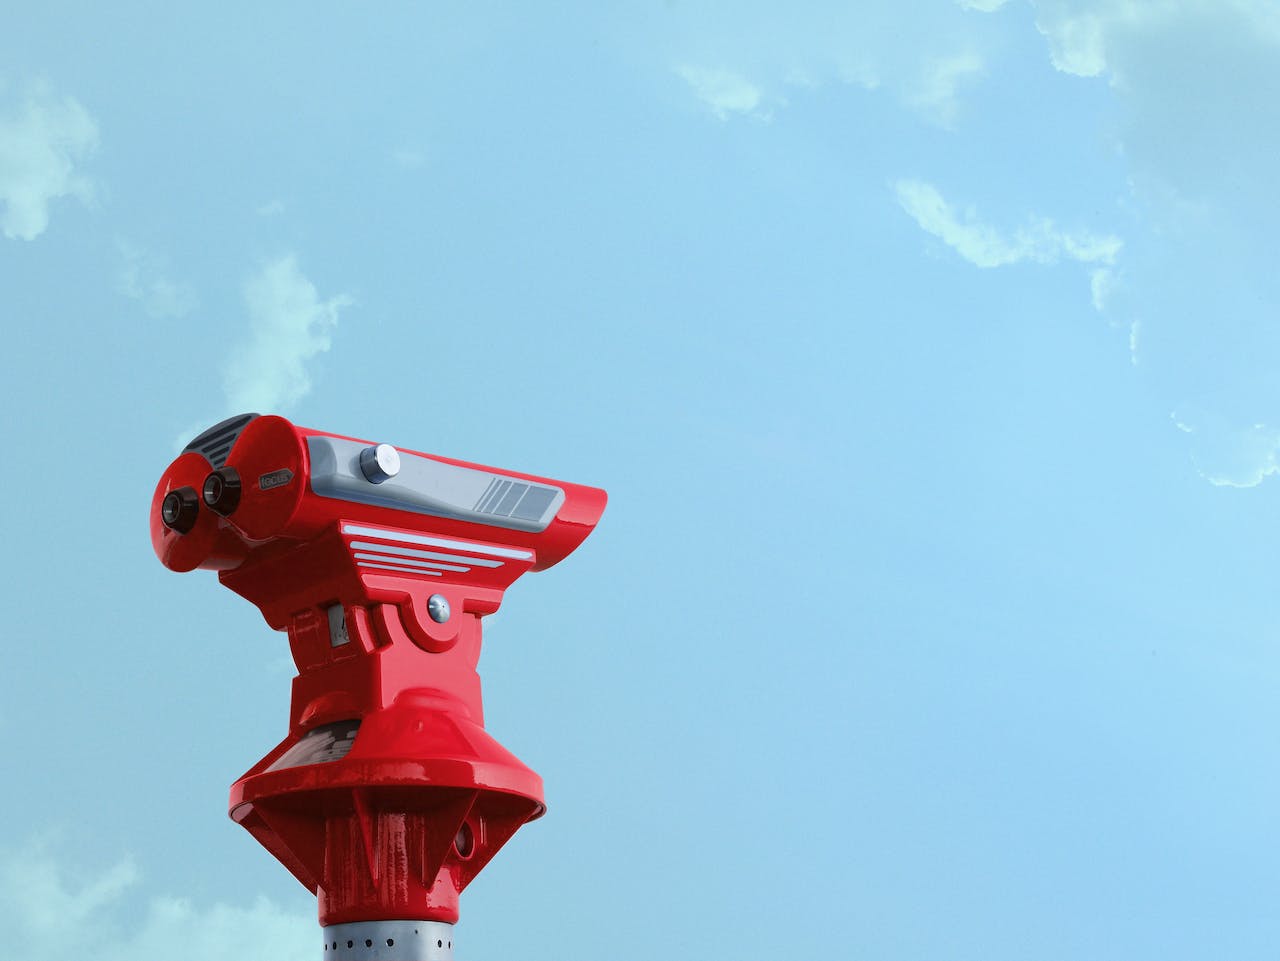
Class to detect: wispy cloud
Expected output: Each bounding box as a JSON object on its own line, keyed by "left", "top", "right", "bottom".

{"left": 116, "top": 241, "right": 196, "bottom": 319}
{"left": 0, "top": 842, "right": 312, "bottom": 961}
{"left": 959, "top": 0, "right": 1012, "bottom": 10}
{"left": 663, "top": 4, "right": 1000, "bottom": 127}
{"left": 1034, "top": 0, "right": 1280, "bottom": 79}
{"left": 0, "top": 80, "right": 98, "bottom": 240}
{"left": 907, "top": 52, "right": 986, "bottom": 127}
{"left": 677, "top": 50, "right": 986, "bottom": 127}
{"left": 1089, "top": 266, "right": 1118, "bottom": 312}
{"left": 894, "top": 179, "right": 1122, "bottom": 277}
{"left": 676, "top": 66, "right": 774, "bottom": 121}
{"left": 1172, "top": 409, "right": 1280, "bottom": 488}
{"left": 1034, "top": 5, "right": 1111, "bottom": 77}
{"left": 1022, "top": 1, "right": 1280, "bottom": 485}
{"left": 222, "top": 255, "right": 353, "bottom": 414}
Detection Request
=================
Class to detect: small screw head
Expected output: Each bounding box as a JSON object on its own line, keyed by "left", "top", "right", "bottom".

{"left": 427, "top": 594, "right": 451, "bottom": 623}
{"left": 359, "top": 443, "right": 401, "bottom": 484}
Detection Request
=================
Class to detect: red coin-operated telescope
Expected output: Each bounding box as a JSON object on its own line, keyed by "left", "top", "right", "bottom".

{"left": 150, "top": 414, "right": 606, "bottom": 960}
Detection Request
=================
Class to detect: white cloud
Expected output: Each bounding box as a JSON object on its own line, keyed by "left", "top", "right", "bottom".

{"left": 677, "top": 49, "right": 986, "bottom": 127}
{"left": 1031, "top": 1, "right": 1280, "bottom": 205}
{"left": 1033, "top": 0, "right": 1280, "bottom": 80}
{"left": 659, "top": 4, "right": 1001, "bottom": 126}
{"left": 907, "top": 52, "right": 985, "bottom": 127}
{"left": 1089, "top": 267, "right": 1117, "bottom": 311}
{"left": 676, "top": 66, "right": 773, "bottom": 120}
{"left": 0, "top": 80, "right": 98, "bottom": 240}
{"left": 222, "top": 255, "right": 353, "bottom": 414}
{"left": 4, "top": 845, "right": 140, "bottom": 933}
{"left": 256, "top": 198, "right": 286, "bottom": 217}
{"left": 117, "top": 241, "right": 197, "bottom": 319}
{"left": 1023, "top": 1, "right": 1280, "bottom": 486}
{"left": 894, "top": 179, "right": 1122, "bottom": 276}
{"left": 0, "top": 842, "right": 313, "bottom": 961}
{"left": 658, "top": 1, "right": 1280, "bottom": 489}
{"left": 1035, "top": 4, "right": 1111, "bottom": 76}
{"left": 1171, "top": 409, "right": 1280, "bottom": 488}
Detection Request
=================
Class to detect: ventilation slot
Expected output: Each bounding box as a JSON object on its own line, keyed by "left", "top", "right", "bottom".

{"left": 475, "top": 480, "right": 557, "bottom": 522}
{"left": 183, "top": 413, "right": 259, "bottom": 468}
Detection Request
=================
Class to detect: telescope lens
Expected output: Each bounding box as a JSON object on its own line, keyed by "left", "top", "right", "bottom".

{"left": 161, "top": 494, "right": 180, "bottom": 525}
{"left": 202, "top": 467, "right": 242, "bottom": 516}
{"left": 160, "top": 486, "right": 200, "bottom": 534}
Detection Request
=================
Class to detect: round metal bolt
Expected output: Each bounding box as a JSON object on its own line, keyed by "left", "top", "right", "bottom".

{"left": 427, "top": 594, "right": 451, "bottom": 623}
{"left": 359, "top": 443, "right": 401, "bottom": 484}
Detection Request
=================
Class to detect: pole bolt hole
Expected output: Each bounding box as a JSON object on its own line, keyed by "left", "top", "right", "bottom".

{"left": 454, "top": 821, "right": 475, "bottom": 859}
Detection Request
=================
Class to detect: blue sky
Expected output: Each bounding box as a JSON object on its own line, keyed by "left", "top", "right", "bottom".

{"left": 3, "top": 2, "right": 1280, "bottom": 959}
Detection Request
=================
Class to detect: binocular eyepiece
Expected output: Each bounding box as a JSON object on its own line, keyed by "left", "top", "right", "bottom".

{"left": 201, "top": 466, "right": 242, "bottom": 516}
{"left": 159, "top": 467, "right": 241, "bottom": 533}
{"left": 160, "top": 485, "right": 200, "bottom": 534}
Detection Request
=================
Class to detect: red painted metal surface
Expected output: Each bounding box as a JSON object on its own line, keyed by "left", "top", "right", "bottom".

{"left": 150, "top": 415, "right": 606, "bottom": 927}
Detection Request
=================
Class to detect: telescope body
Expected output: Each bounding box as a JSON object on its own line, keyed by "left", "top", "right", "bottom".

{"left": 150, "top": 414, "right": 605, "bottom": 958}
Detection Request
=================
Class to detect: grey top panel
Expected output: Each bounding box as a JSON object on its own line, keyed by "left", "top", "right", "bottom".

{"left": 308, "top": 435, "right": 564, "bottom": 533}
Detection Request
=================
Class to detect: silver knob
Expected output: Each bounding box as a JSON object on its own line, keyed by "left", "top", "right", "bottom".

{"left": 427, "top": 594, "right": 451, "bottom": 623}
{"left": 359, "top": 443, "right": 401, "bottom": 484}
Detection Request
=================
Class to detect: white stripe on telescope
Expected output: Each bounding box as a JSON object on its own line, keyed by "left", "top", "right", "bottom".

{"left": 352, "top": 552, "right": 470, "bottom": 573}
{"left": 347, "top": 540, "right": 503, "bottom": 568}
{"left": 357, "top": 562, "right": 444, "bottom": 576}
{"left": 342, "top": 524, "right": 532, "bottom": 561}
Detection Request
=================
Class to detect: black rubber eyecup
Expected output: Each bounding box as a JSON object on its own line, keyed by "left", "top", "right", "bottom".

{"left": 161, "top": 486, "right": 200, "bottom": 534}
{"left": 202, "top": 467, "right": 242, "bottom": 516}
